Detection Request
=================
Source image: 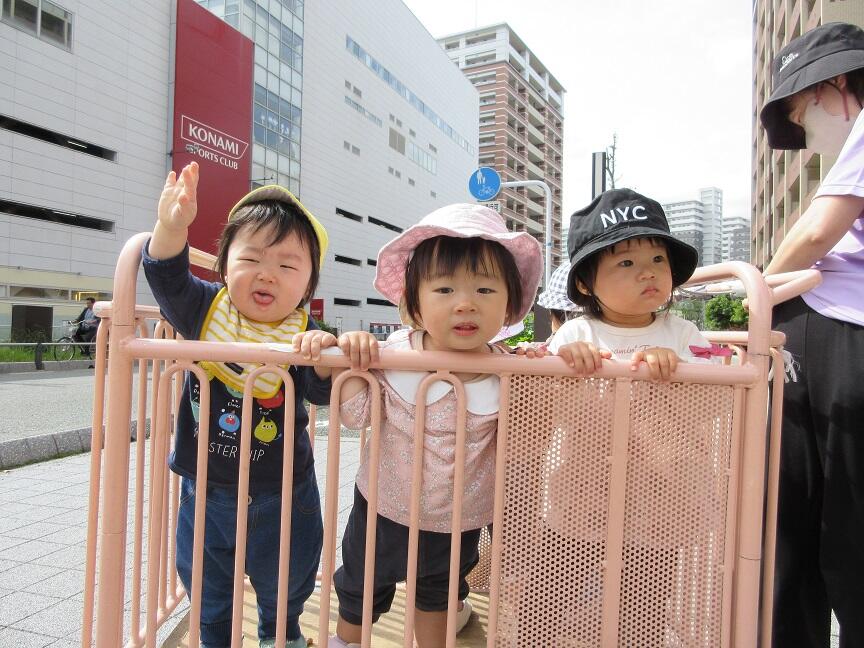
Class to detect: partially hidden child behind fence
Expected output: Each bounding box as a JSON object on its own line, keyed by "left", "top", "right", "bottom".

{"left": 295, "top": 204, "right": 542, "bottom": 648}
{"left": 548, "top": 187, "right": 721, "bottom": 374}
{"left": 142, "top": 161, "right": 336, "bottom": 648}
{"left": 546, "top": 188, "right": 723, "bottom": 641}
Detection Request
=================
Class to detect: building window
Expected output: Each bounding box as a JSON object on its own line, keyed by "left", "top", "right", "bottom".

{"left": 343, "top": 141, "right": 351, "bottom": 150}
{"left": 351, "top": 145, "right": 360, "bottom": 155}
{"left": 430, "top": 191, "right": 437, "bottom": 198}
{"left": 389, "top": 128, "right": 406, "bottom": 154}
{"left": 253, "top": 82, "right": 302, "bottom": 166}
{"left": 2, "top": 0, "right": 72, "bottom": 50}
{"left": 367, "top": 298, "right": 396, "bottom": 307}
{"left": 409, "top": 129, "right": 416, "bottom": 138}
{"left": 353, "top": 86, "right": 362, "bottom": 98}
{"left": 345, "top": 80, "right": 352, "bottom": 89}
{"left": 0, "top": 115, "right": 116, "bottom": 160}
{"left": 408, "top": 178, "right": 415, "bottom": 186}
{"left": 334, "top": 298, "right": 361, "bottom": 307}
{"left": 368, "top": 216, "right": 403, "bottom": 233}
{"left": 394, "top": 170, "right": 401, "bottom": 179}
{"left": 0, "top": 198, "right": 114, "bottom": 232}
{"left": 335, "top": 255, "right": 363, "bottom": 267}
{"left": 407, "top": 141, "right": 436, "bottom": 174}
{"left": 344, "top": 95, "right": 382, "bottom": 127}
{"left": 336, "top": 207, "right": 363, "bottom": 222}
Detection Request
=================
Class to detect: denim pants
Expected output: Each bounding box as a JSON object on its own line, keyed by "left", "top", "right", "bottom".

{"left": 175, "top": 468, "right": 323, "bottom": 648}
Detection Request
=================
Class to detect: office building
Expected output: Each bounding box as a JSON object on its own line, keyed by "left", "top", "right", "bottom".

{"left": 723, "top": 214, "right": 751, "bottom": 263}
{"left": 0, "top": 0, "right": 477, "bottom": 337}
{"left": 662, "top": 187, "right": 724, "bottom": 267}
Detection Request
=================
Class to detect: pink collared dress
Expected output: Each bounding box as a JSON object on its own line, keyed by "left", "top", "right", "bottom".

{"left": 340, "top": 329, "right": 505, "bottom": 532}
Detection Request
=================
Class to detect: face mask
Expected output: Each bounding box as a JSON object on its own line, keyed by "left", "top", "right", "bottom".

{"left": 802, "top": 97, "right": 854, "bottom": 156}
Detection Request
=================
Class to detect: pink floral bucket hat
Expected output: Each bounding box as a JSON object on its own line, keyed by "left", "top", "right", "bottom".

{"left": 374, "top": 203, "right": 543, "bottom": 322}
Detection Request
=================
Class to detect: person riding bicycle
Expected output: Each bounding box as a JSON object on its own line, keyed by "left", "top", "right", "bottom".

{"left": 71, "top": 297, "right": 99, "bottom": 355}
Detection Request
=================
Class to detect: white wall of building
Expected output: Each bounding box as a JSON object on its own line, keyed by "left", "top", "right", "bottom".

{"left": 0, "top": 0, "right": 479, "bottom": 339}
{"left": 301, "top": 0, "right": 479, "bottom": 333}
{"left": 0, "top": 1, "right": 172, "bottom": 336}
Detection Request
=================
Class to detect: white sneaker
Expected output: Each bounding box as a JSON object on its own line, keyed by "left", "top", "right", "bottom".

{"left": 455, "top": 599, "right": 473, "bottom": 633}
{"left": 327, "top": 636, "right": 361, "bottom": 648}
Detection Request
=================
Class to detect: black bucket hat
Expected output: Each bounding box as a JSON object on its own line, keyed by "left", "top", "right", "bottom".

{"left": 565, "top": 188, "right": 699, "bottom": 302}
{"left": 760, "top": 22, "right": 864, "bottom": 150}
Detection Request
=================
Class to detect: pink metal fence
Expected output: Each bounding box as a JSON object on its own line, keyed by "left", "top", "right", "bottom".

{"left": 81, "top": 232, "right": 819, "bottom": 647}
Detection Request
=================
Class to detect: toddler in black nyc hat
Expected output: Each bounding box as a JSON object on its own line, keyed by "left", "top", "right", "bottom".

{"left": 548, "top": 188, "right": 716, "bottom": 380}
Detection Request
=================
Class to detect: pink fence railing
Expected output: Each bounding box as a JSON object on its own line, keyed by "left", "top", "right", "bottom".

{"left": 81, "top": 232, "right": 819, "bottom": 647}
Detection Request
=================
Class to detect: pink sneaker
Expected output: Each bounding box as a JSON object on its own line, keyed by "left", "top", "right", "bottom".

{"left": 327, "top": 637, "right": 360, "bottom": 648}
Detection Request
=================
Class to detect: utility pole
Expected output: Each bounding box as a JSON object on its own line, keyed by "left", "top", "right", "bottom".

{"left": 605, "top": 133, "right": 620, "bottom": 190}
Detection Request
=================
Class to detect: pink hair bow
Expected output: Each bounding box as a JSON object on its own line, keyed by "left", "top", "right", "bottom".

{"left": 689, "top": 343, "right": 733, "bottom": 359}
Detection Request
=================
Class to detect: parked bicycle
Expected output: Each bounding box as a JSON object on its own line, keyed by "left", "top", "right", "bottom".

{"left": 52, "top": 319, "right": 95, "bottom": 361}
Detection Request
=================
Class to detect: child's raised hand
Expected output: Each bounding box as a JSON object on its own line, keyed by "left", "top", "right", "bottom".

{"left": 630, "top": 347, "right": 680, "bottom": 381}
{"left": 557, "top": 341, "right": 611, "bottom": 374}
{"left": 292, "top": 329, "right": 338, "bottom": 362}
{"left": 158, "top": 162, "right": 199, "bottom": 231}
{"left": 337, "top": 331, "right": 380, "bottom": 371}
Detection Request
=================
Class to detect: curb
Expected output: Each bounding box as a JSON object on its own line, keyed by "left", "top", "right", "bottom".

{"left": 0, "top": 359, "right": 93, "bottom": 374}
{"left": 0, "top": 419, "right": 151, "bottom": 470}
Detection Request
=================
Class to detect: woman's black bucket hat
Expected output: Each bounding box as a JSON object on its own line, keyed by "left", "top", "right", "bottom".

{"left": 760, "top": 22, "right": 864, "bottom": 150}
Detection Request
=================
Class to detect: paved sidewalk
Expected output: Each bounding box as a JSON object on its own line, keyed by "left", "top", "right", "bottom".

{"left": 0, "top": 428, "right": 361, "bottom": 647}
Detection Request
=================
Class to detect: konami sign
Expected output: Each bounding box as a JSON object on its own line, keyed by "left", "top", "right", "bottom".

{"left": 173, "top": 0, "right": 252, "bottom": 258}
{"left": 181, "top": 115, "right": 249, "bottom": 170}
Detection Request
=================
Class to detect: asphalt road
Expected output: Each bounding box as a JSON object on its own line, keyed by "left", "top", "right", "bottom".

{"left": 0, "top": 369, "right": 149, "bottom": 444}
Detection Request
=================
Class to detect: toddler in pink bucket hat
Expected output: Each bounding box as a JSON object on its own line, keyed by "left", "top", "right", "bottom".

{"left": 326, "top": 203, "right": 542, "bottom": 648}
{"left": 374, "top": 202, "right": 543, "bottom": 324}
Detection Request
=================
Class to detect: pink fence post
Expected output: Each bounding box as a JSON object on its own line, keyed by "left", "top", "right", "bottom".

{"left": 94, "top": 233, "right": 151, "bottom": 647}
{"left": 81, "top": 317, "right": 110, "bottom": 646}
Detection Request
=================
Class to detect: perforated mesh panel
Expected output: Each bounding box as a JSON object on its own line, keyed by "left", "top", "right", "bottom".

{"left": 466, "top": 525, "right": 492, "bottom": 593}
{"left": 494, "top": 376, "right": 735, "bottom": 647}
{"left": 618, "top": 381, "right": 733, "bottom": 647}
{"left": 497, "top": 375, "right": 615, "bottom": 646}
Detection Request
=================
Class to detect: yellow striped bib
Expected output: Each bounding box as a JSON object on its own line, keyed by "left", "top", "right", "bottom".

{"left": 198, "top": 287, "right": 308, "bottom": 398}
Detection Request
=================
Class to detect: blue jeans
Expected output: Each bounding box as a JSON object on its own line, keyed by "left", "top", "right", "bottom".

{"left": 175, "top": 469, "right": 323, "bottom": 648}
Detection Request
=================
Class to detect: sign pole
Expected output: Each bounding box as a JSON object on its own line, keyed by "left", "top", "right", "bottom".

{"left": 468, "top": 167, "right": 553, "bottom": 288}
{"left": 500, "top": 180, "right": 553, "bottom": 288}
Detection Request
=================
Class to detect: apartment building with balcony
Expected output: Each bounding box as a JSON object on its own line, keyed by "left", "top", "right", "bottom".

{"left": 439, "top": 24, "right": 566, "bottom": 269}
{"left": 752, "top": 0, "right": 864, "bottom": 268}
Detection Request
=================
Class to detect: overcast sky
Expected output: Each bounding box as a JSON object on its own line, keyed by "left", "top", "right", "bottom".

{"left": 401, "top": 0, "right": 754, "bottom": 221}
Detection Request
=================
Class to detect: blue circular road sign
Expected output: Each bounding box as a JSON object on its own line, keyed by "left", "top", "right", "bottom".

{"left": 468, "top": 166, "right": 501, "bottom": 201}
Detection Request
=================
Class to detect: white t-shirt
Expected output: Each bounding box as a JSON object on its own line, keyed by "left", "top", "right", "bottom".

{"left": 548, "top": 312, "right": 711, "bottom": 361}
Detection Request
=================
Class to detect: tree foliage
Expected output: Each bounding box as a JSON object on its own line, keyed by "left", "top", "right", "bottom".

{"left": 704, "top": 294, "right": 749, "bottom": 331}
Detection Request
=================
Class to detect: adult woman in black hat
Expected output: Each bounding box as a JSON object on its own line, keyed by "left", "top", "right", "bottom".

{"left": 760, "top": 21, "right": 864, "bottom": 648}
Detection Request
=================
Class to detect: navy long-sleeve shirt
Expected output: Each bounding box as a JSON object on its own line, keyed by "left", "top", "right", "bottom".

{"left": 142, "top": 242, "right": 331, "bottom": 490}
